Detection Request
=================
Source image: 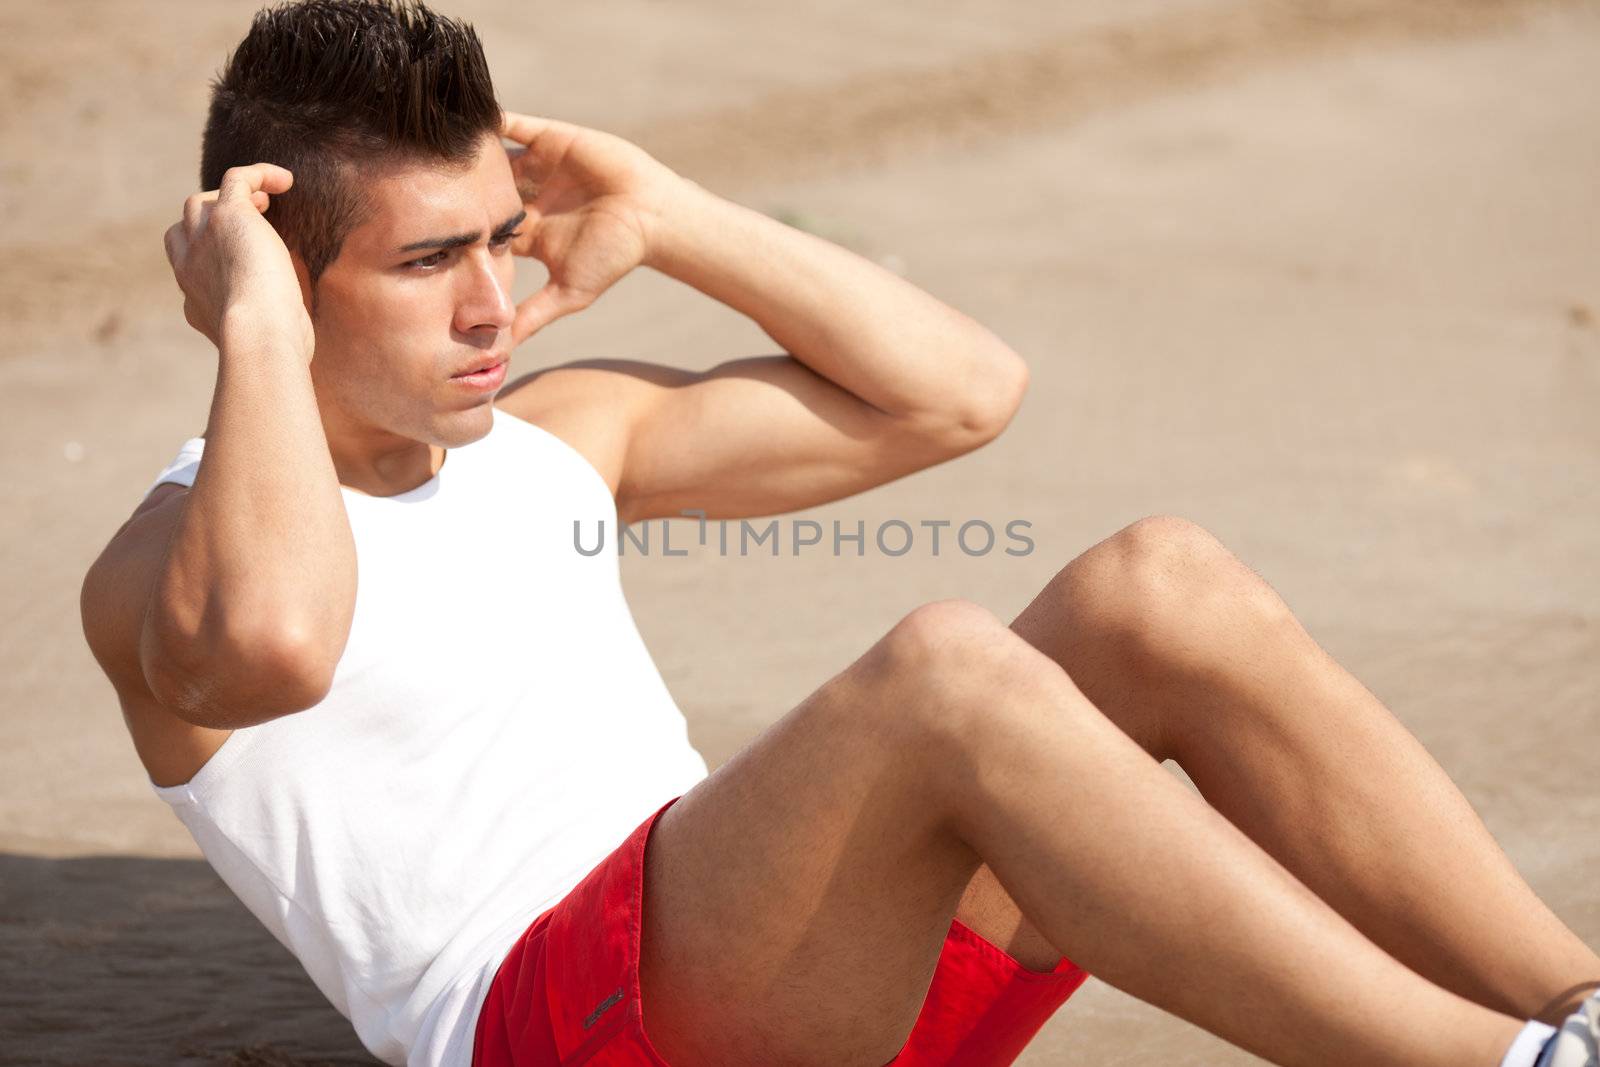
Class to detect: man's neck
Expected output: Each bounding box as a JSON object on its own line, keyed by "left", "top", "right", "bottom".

{"left": 331, "top": 439, "right": 447, "bottom": 499}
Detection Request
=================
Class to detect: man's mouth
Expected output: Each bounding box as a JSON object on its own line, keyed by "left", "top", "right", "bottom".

{"left": 450, "top": 356, "right": 510, "bottom": 390}
{"left": 452, "top": 356, "right": 508, "bottom": 379}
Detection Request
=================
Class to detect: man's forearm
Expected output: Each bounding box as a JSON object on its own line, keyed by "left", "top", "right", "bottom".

{"left": 142, "top": 313, "right": 356, "bottom": 723}
{"left": 642, "top": 180, "right": 1027, "bottom": 429}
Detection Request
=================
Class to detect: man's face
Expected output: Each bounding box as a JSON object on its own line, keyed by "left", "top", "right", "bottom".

{"left": 306, "top": 133, "right": 524, "bottom": 453}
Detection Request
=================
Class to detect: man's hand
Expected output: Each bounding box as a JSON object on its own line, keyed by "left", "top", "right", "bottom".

{"left": 162, "top": 163, "right": 313, "bottom": 361}
{"left": 496, "top": 109, "right": 1026, "bottom": 526}
{"left": 500, "top": 111, "right": 686, "bottom": 343}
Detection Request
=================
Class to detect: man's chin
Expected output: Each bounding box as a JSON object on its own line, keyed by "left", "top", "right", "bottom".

{"left": 430, "top": 400, "right": 498, "bottom": 449}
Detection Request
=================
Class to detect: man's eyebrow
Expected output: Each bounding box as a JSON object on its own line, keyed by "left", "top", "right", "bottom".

{"left": 395, "top": 210, "right": 528, "bottom": 255}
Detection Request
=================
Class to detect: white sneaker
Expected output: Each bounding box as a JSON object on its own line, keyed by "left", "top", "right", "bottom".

{"left": 1538, "top": 989, "right": 1600, "bottom": 1067}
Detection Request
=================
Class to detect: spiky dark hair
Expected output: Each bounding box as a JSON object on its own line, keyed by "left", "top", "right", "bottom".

{"left": 200, "top": 0, "right": 501, "bottom": 281}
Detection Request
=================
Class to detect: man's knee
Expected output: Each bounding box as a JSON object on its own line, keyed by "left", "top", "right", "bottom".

{"left": 882, "top": 598, "right": 1008, "bottom": 658}
{"left": 1054, "top": 515, "right": 1295, "bottom": 674}
{"left": 875, "top": 598, "right": 1026, "bottom": 678}
{"left": 860, "top": 598, "right": 1071, "bottom": 745}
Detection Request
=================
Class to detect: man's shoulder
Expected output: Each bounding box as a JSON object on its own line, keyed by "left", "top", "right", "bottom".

{"left": 495, "top": 361, "right": 658, "bottom": 500}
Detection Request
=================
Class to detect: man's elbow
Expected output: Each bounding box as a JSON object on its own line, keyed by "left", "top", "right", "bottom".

{"left": 941, "top": 346, "right": 1030, "bottom": 451}
{"left": 144, "top": 619, "right": 338, "bottom": 729}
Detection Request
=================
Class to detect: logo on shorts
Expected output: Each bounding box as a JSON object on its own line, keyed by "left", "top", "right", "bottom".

{"left": 583, "top": 987, "right": 624, "bottom": 1030}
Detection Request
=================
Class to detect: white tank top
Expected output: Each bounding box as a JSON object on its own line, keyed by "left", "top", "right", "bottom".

{"left": 142, "top": 407, "right": 709, "bottom": 1067}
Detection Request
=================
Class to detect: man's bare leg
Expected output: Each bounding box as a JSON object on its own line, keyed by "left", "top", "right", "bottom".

{"left": 638, "top": 599, "right": 1526, "bottom": 1067}
{"left": 1005, "top": 515, "right": 1600, "bottom": 1024}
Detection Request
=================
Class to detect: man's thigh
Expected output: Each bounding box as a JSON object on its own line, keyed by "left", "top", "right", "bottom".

{"left": 952, "top": 864, "right": 1063, "bottom": 973}
{"left": 637, "top": 605, "right": 1046, "bottom": 1067}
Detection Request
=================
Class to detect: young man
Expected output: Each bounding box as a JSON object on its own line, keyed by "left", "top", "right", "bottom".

{"left": 79, "top": 2, "right": 1598, "bottom": 1066}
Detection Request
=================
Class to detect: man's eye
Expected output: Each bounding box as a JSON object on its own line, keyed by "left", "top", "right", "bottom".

{"left": 406, "top": 251, "right": 447, "bottom": 269}
{"left": 490, "top": 229, "right": 521, "bottom": 248}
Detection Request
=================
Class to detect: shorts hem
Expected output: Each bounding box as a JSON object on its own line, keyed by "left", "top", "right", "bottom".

{"left": 946, "top": 917, "right": 1086, "bottom": 983}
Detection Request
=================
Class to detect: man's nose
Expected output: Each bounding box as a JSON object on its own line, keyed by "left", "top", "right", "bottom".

{"left": 455, "top": 252, "right": 515, "bottom": 335}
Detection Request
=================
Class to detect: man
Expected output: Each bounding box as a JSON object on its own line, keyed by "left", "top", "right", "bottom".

{"left": 78, "top": 2, "right": 1598, "bottom": 1066}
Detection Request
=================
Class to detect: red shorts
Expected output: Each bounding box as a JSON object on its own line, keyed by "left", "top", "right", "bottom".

{"left": 472, "top": 796, "right": 1090, "bottom": 1067}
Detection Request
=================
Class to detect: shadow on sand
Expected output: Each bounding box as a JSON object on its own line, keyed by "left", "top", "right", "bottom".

{"left": 2, "top": 853, "right": 378, "bottom": 1066}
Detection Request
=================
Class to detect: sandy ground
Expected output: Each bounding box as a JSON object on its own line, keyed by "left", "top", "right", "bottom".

{"left": 3, "top": 0, "right": 1597, "bottom": 1063}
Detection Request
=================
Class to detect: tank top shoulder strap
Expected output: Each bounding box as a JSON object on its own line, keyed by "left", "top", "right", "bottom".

{"left": 486, "top": 407, "right": 618, "bottom": 512}
{"left": 144, "top": 434, "right": 207, "bottom": 502}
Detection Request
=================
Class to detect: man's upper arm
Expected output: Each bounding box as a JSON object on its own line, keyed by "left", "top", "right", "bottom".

{"left": 80, "top": 484, "right": 190, "bottom": 711}
{"left": 497, "top": 355, "right": 979, "bottom": 525}
{"left": 81, "top": 482, "right": 328, "bottom": 729}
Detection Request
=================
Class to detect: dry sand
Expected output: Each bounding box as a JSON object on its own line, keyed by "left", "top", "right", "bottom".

{"left": 3, "top": 0, "right": 1597, "bottom": 1063}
